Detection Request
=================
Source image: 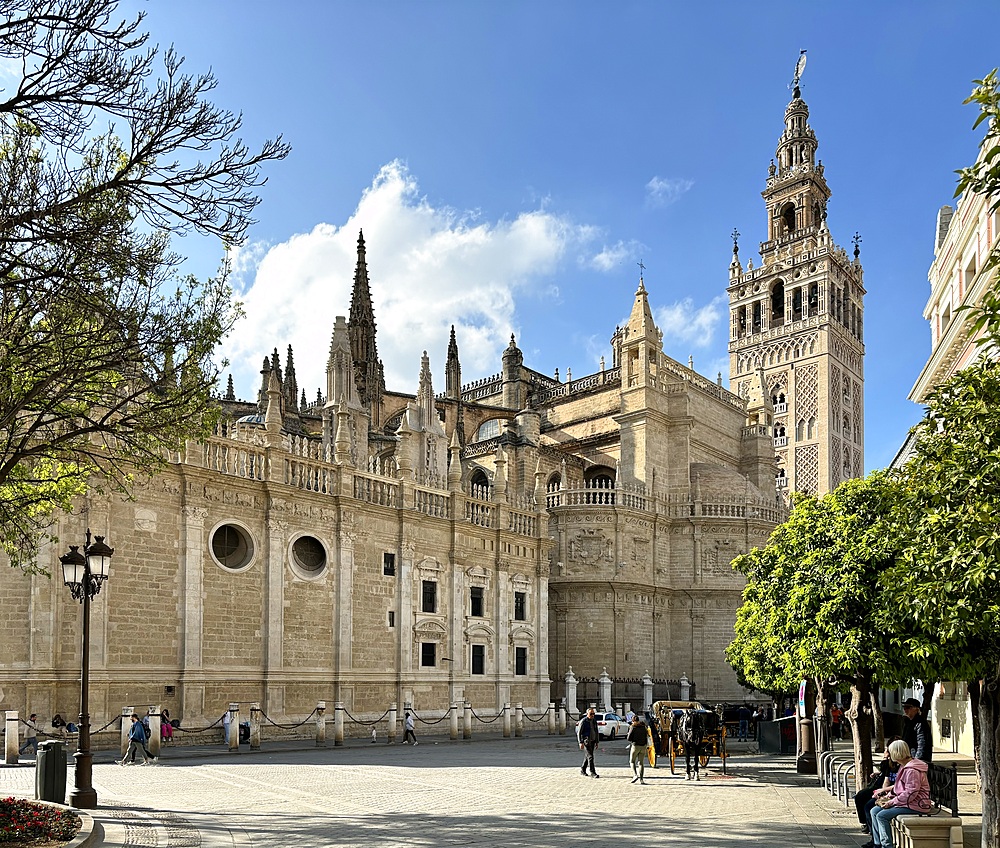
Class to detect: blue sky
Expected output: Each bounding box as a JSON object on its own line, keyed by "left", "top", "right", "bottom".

{"left": 124, "top": 0, "right": 999, "bottom": 472}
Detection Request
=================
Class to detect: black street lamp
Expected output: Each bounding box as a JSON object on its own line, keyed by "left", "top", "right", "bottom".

{"left": 59, "top": 529, "right": 114, "bottom": 809}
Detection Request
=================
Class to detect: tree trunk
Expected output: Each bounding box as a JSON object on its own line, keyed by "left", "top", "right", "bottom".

{"left": 980, "top": 673, "right": 998, "bottom": 848}
{"left": 814, "top": 676, "right": 829, "bottom": 752}
{"left": 848, "top": 677, "right": 874, "bottom": 794}
{"left": 969, "top": 678, "right": 982, "bottom": 793}
{"left": 869, "top": 690, "right": 884, "bottom": 752}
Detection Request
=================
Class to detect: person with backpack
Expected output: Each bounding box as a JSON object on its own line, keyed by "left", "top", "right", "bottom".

{"left": 119, "top": 714, "right": 151, "bottom": 765}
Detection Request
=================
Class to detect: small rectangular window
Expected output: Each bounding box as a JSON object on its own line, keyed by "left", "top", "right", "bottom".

{"left": 515, "top": 646, "right": 527, "bottom": 676}
{"left": 422, "top": 580, "right": 437, "bottom": 613}
{"left": 471, "top": 644, "right": 485, "bottom": 675}
{"left": 421, "top": 642, "right": 436, "bottom": 667}
{"left": 387, "top": 611, "right": 395, "bottom": 628}
{"left": 470, "top": 586, "right": 484, "bottom": 617}
{"left": 383, "top": 552, "right": 396, "bottom": 576}
{"left": 514, "top": 591, "right": 526, "bottom": 621}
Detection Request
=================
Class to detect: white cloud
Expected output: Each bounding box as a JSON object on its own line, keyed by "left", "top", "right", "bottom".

{"left": 653, "top": 295, "right": 726, "bottom": 350}
{"left": 585, "top": 239, "right": 643, "bottom": 273}
{"left": 219, "top": 160, "right": 592, "bottom": 401}
{"left": 645, "top": 176, "right": 694, "bottom": 209}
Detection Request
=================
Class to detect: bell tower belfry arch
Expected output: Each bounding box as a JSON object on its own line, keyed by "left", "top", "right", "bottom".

{"left": 727, "top": 65, "right": 865, "bottom": 497}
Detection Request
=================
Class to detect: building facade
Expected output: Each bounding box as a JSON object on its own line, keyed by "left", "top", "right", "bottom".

{"left": 0, "top": 82, "right": 864, "bottom": 727}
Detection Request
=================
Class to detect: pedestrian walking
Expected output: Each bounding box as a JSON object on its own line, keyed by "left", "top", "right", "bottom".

{"left": 577, "top": 707, "right": 600, "bottom": 778}
{"left": 119, "top": 714, "right": 150, "bottom": 765}
{"left": 626, "top": 715, "right": 648, "bottom": 784}
{"left": 18, "top": 713, "right": 38, "bottom": 756}
{"left": 403, "top": 711, "right": 418, "bottom": 745}
{"left": 831, "top": 703, "right": 844, "bottom": 741}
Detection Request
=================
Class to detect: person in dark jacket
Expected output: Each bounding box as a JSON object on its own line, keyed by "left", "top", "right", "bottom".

{"left": 577, "top": 707, "right": 601, "bottom": 778}
{"left": 901, "top": 698, "right": 932, "bottom": 762}
{"left": 626, "top": 715, "right": 649, "bottom": 784}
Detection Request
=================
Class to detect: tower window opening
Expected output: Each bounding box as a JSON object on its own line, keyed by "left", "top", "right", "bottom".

{"left": 808, "top": 283, "right": 818, "bottom": 313}
{"left": 737, "top": 307, "right": 748, "bottom": 337}
{"left": 792, "top": 287, "right": 803, "bottom": 321}
{"left": 781, "top": 203, "right": 796, "bottom": 235}
{"left": 771, "top": 281, "right": 785, "bottom": 322}
{"left": 752, "top": 301, "right": 762, "bottom": 334}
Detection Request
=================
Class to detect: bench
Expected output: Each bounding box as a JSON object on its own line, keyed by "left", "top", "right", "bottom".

{"left": 890, "top": 762, "right": 962, "bottom": 848}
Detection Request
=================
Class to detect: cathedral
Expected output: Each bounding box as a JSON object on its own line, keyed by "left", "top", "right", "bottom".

{"left": 0, "top": 79, "right": 863, "bottom": 727}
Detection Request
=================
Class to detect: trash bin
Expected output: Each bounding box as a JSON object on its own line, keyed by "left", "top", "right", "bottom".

{"left": 35, "top": 739, "right": 67, "bottom": 804}
{"left": 239, "top": 721, "right": 250, "bottom": 743}
{"left": 758, "top": 716, "right": 798, "bottom": 754}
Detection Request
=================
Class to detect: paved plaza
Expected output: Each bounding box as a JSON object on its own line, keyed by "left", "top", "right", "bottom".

{"left": 0, "top": 734, "right": 983, "bottom": 847}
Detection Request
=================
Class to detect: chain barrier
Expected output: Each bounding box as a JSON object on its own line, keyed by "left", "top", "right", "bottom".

{"left": 343, "top": 708, "right": 390, "bottom": 727}
{"left": 522, "top": 706, "right": 551, "bottom": 724}
{"left": 258, "top": 707, "right": 318, "bottom": 729}
{"left": 469, "top": 707, "right": 504, "bottom": 725}
{"left": 174, "top": 714, "right": 225, "bottom": 734}
{"left": 411, "top": 709, "right": 450, "bottom": 726}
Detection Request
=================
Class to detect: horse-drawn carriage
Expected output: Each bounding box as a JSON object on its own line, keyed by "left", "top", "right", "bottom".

{"left": 648, "top": 700, "right": 728, "bottom": 778}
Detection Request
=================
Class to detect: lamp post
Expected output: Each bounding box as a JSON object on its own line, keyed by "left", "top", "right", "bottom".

{"left": 59, "top": 529, "right": 114, "bottom": 809}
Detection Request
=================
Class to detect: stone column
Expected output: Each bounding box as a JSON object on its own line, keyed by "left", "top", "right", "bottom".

{"left": 463, "top": 702, "right": 472, "bottom": 740}
{"left": 180, "top": 508, "right": 208, "bottom": 723}
{"left": 5, "top": 712, "right": 18, "bottom": 764}
{"left": 565, "top": 667, "right": 578, "bottom": 718}
{"left": 334, "top": 702, "right": 344, "bottom": 747}
{"left": 514, "top": 703, "right": 523, "bottom": 738}
{"left": 120, "top": 706, "right": 133, "bottom": 757}
{"left": 228, "top": 703, "right": 240, "bottom": 752}
{"left": 547, "top": 702, "right": 556, "bottom": 735}
{"left": 502, "top": 703, "right": 511, "bottom": 738}
{"left": 642, "top": 672, "right": 654, "bottom": 712}
{"left": 147, "top": 706, "right": 162, "bottom": 758}
{"left": 449, "top": 703, "right": 459, "bottom": 741}
{"left": 316, "top": 701, "right": 327, "bottom": 747}
{"left": 599, "top": 667, "right": 612, "bottom": 712}
{"left": 388, "top": 702, "right": 397, "bottom": 744}
{"left": 249, "top": 704, "right": 261, "bottom": 750}
{"left": 680, "top": 674, "right": 691, "bottom": 701}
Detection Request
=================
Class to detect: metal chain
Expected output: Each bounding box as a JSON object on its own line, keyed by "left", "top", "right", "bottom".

{"left": 469, "top": 707, "right": 504, "bottom": 725}
{"left": 174, "top": 714, "right": 225, "bottom": 734}
{"left": 343, "top": 708, "right": 390, "bottom": 726}
{"left": 259, "top": 708, "right": 318, "bottom": 729}
{"left": 522, "top": 707, "right": 551, "bottom": 724}
{"left": 411, "top": 710, "right": 450, "bottom": 726}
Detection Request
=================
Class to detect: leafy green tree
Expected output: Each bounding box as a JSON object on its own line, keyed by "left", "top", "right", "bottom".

{"left": 727, "top": 473, "right": 912, "bottom": 782}
{"left": 0, "top": 0, "right": 289, "bottom": 569}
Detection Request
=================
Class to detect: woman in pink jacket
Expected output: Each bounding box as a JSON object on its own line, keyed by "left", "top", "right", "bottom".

{"left": 864, "top": 738, "right": 932, "bottom": 848}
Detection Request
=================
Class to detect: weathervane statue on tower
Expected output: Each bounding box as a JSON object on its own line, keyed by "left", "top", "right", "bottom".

{"left": 790, "top": 49, "right": 807, "bottom": 96}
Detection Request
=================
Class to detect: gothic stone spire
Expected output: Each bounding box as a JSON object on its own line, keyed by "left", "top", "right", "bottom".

{"left": 348, "top": 229, "right": 386, "bottom": 424}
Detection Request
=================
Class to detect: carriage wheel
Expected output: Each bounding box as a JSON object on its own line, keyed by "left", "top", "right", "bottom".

{"left": 647, "top": 728, "right": 657, "bottom": 768}
{"left": 720, "top": 732, "right": 728, "bottom": 775}
{"left": 699, "top": 751, "right": 711, "bottom": 768}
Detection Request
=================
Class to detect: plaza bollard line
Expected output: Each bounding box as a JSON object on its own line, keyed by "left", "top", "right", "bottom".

{"left": 515, "top": 703, "right": 523, "bottom": 738}
{"left": 334, "top": 702, "right": 344, "bottom": 746}
{"left": 449, "top": 703, "right": 458, "bottom": 741}
{"left": 316, "top": 701, "right": 326, "bottom": 747}
{"left": 502, "top": 703, "right": 511, "bottom": 738}
{"left": 388, "top": 702, "right": 397, "bottom": 744}
{"left": 558, "top": 704, "right": 567, "bottom": 735}
{"left": 548, "top": 702, "right": 556, "bottom": 735}
{"left": 249, "top": 704, "right": 261, "bottom": 750}
{"left": 5, "top": 711, "right": 18, "bottom": 764}
{"left": 463, "top": 702, "right": 472, "bottom": 740}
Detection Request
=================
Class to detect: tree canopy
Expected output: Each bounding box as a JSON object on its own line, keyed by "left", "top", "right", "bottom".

{"left": 0, "top": 0, "right": 289, "bottom": 569}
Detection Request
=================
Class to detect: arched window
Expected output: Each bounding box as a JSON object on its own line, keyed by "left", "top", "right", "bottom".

{"left": 792, "top": 287, "right": 803, "bottom": 321}
{"left": 807, "top": 416, "right": 815, "bottom": 439}
{"left": 843, "top": 414, "right": 851, "bottom": 440}
{"left": 469, "top": 468, "right": 490, "bottom": 500}
{"left": 546, "top": 473, "right": 562, "bottom": 507}
{"left": 752, "top": 300, "right": 762, "bottom": 334}
{"left": 796, "top": 419, "right": 805, "bottom": 441}
{"left": 473, "top": 419, "right": 501, "bottom": 441}
{"left": 781, "top": 202, "right": 796, "bottom": 234}
{"left": 771, "top": 280, "right": 785, "bottom": 322}
{"left": 584, "top": 465, "right": 615, "bottom": 505}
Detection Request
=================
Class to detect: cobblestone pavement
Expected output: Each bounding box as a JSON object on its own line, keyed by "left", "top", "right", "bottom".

{"left": 0, "top": 736, "right": 983, "bottom": 847}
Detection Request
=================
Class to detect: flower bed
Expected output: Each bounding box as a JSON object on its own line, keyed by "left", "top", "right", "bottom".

{"left": 0, "top": 798, "right": 81, "bottom": 845}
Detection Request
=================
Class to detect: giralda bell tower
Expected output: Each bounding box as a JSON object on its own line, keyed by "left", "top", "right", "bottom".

{"left": 727, "top": 54, "right": 865, "bottom": 497}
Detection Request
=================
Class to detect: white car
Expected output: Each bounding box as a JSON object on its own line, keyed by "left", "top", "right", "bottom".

{"left": 595, "top": 712, "right": 628, "bottom": 740}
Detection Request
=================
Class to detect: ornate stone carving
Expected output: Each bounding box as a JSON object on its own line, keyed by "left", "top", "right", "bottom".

{"left": 568, "top": 529, "right": 612, "bottom": 564}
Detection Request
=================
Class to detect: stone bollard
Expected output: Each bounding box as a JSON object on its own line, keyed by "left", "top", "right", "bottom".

{"left": 449, "top": 703, "right": 459, "bottom": 741}
{"left": 5, "top": 711, "right": 18, "bottom": 764}
{"left": 228, "top": 703, "right": 240, "bottom": 752}
{"left": 599, "top": 668, "right": 612, "bottom": 712}
{"left": 316, "top": 701, "right": 327, "bottom": 747}
{"left": 565, "top": 667, "right": 578, "bottom": 718}
{"left": 249, "top": 704, "right": 261, "bottom": 750}
{"left": 148, "top": 705, "right": 162, "bottom": 759}
{"left": 463, "top": 702, "right": 472, "bottom": 740}
{"left": 388, "top": 702, "right": 397, "bottom": 744}
{"left": 548, "top": 702, "right": 556, "bottom": 735}
{"left": 120, "top": 706, "right": 134, "bottom": 758}
{"left": 515, "top": 703, "right": 523, "bottom": 738}
{"left": 680, "top": 674, "right": 691, "bottom": 701}
{"left": 558, "top": 703, "right": 567, "bottom": 735}
{"left": 502, "top": 703, "right": 511, "bottom": 738}
{"left": 642, "top": 671, "right": 653, "bottom": 712}
{"left": 334, "top": 702, "right": 344, "bottom": 747}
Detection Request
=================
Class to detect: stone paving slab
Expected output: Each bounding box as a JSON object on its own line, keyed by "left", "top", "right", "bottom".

{"left": 0, "top": 736, "right": 985, "bottom": 847}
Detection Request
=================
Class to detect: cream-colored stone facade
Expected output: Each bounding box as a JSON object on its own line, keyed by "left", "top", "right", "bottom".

{"left": 0, "top": 84, "right": 865, "bottom": 725}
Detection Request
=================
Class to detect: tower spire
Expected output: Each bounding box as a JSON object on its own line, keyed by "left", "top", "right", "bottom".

{"left": 348, "top": 229, "right": 386, "bottom": 427}
{"left": 446, "top": 325, "right": 462, "bottom": 399}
